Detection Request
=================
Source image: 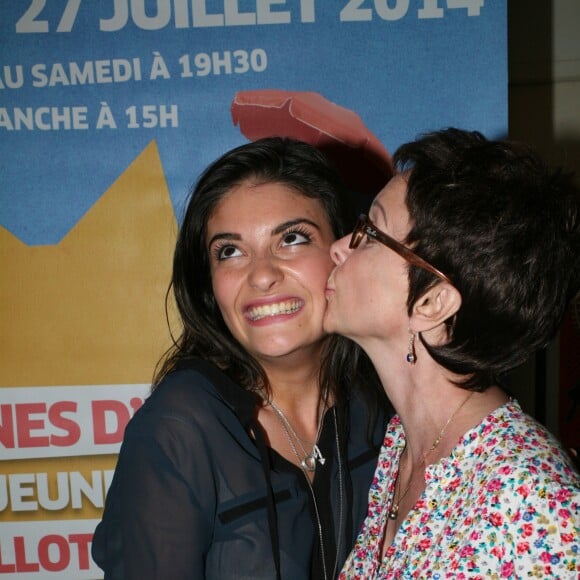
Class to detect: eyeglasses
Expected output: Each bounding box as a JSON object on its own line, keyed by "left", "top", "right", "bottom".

{"left": 349, "top": 214, "right": 452, "bottom": 285}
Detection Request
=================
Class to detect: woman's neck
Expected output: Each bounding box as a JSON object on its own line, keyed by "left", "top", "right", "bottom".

{"left": 371, "top": 352, "right": 508, "bottom": 466}
{"left": 257, "top": 363, "right": 329, "bottom": 480}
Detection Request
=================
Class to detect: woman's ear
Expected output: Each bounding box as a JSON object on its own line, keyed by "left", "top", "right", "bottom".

{"left": 410, "top": 283, "right": 461, "bottom": 333}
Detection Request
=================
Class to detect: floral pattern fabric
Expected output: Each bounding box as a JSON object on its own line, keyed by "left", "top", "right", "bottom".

{"left": 340, "top": 401, "right": 580, "bottom": 579}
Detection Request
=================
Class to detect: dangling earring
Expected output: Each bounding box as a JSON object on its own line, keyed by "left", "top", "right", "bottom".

{"left": 406, "top": 330, "right": 417, "bottom": 364}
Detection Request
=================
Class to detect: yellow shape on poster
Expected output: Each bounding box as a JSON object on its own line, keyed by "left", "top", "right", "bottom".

{"left": 0, "top": 140, "right": 178, "bottom": 387}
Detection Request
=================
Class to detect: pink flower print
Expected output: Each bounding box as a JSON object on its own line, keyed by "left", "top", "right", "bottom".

{"left": 419, "top": 538, "right": 432, "bottom": 551}
{"left": 501, "top": 561, "right": 515, "bottom": 577}
{"left": 561, "top": 532, "right": 574, "bottom": 543}
{"left": 482, "top": 424, "right": 493, "bottom": 436}
{"left": 489, "top": 512, "right": 504, "bottom": 527}
{"left": 525, "top": 505, "right": 537, "bottom": 517}
{"left": 448, "top": 477, "right": 461, "bottom": 491}
{"left": 522, "top": 523, "right": 533, "bottom": 537}
{"left": 556, "top": 488, "right": 571, "bottom": 502}
{"left": 449, "top": 558, "right": 460, "bottom": 571}
{"left": 487, "top": 478, "right": 502, "bottom": 492}
{"left": 384, "top": 435, "right": 396, "bottom": 446}
{"left": 459, "top": 545, "right": 476, "bottom": 558}
{"left": 516, "top": 541, "right": 530, "bottom": 554}
{"left": 558, "top": 508, "right": 571, "bottom": 520}
{"left": 516, "top": 484, "right": 530, "bottom": 498}
{"left": 491, "top": 545, "right": 506, "bottom": 559}
{"left": 498, "top": 465, "right": 512, "bottom": 475}
{"left": 539, "top": 551, "right": 553, "bottom": 563}
{"left": 469, "top": 530, "right": 481, "bottom": 541}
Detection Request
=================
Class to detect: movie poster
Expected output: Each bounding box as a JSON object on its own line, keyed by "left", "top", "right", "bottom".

{"left": 1, "top": 1, "right": 506, "bottom": 576}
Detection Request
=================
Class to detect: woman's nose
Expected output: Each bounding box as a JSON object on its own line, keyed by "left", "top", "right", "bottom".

{"left": 247, "top": 255, "right": 283, "bottom": 290}
{"left": 330, "top": 234, "right": 352, "bottom": 265}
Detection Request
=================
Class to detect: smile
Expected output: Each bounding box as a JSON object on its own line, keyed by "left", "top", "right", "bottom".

{"left": 246, "top": 300, "right": 304, "bottom": 321}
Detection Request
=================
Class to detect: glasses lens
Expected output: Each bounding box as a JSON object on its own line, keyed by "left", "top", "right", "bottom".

{"left": 349, "top": 218, "right": 365, "bottom": 249}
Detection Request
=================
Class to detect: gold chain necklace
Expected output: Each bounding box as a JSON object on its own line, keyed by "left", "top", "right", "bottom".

{"left": 387, "top": 391, "right": 475, "bottom": 520}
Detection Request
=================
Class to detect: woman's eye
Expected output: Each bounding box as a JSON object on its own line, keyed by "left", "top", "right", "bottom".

{"left": 216, "top": 245, "right": 242, "bottom": 260}
{"left": 281, "top": 230, "right": 311, "bottom": 246}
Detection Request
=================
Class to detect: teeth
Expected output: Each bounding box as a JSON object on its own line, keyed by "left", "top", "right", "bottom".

{"left": 248, "top": 300, "right": 303, "bottom": 321}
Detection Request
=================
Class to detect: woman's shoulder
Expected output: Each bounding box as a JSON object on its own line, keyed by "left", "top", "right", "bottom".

{"left": 132, "top": 357, "right": 256, "bottom": 430}
{"left": 464, "top": 400, "right": 579, "bottom": 487}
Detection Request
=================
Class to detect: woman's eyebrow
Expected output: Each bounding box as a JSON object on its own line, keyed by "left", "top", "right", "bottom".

{"left": 208, "top": 218, "right": 321, "bottom": 247}
{"left": 208, "top": 232, "right": 241, "bottom": 247}
{"left": 272, "top": 218, "right": 321, "bottom": 235}
{"left": 369, "top": 200, "right": 388, "bottom": 225}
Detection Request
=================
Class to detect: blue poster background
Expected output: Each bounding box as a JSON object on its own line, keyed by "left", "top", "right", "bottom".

{"left": 1, "top": 0, "right": 507, "bottom": 245}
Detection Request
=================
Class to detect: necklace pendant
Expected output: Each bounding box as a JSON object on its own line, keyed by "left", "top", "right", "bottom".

{"left": 312, "top": 444, "right": 326, "bottom": 466}
{"left": 301, "top": 444, "right": 325, "bottom": 472}
{"left": 388, "top": 504, "right": 399, "bottom": 520}
{"left": 301, "top": 454, "right": 317, "bottom": 472}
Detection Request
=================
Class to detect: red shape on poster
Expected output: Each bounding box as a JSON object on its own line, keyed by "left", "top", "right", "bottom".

{"left": 231, "top": 89, "right": 393, "bottom": 196}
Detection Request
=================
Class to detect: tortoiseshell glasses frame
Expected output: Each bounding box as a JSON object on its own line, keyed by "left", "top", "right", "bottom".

{"left": 349, "top": 214, "right": 452, "bottom": 285}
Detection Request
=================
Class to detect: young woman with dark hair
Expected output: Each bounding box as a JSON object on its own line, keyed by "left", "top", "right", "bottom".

{"left": 324, "top": 128, "right": 580, "bottom": 577}
{"left": 92, "top": 137, "right": 390, "bottom": 580}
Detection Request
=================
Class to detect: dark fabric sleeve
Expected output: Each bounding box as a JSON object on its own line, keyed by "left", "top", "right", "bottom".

{"left": 93, "top": 413, "right": 215, "bottom": 580}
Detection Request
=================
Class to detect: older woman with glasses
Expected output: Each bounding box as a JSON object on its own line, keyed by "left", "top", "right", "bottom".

{"left": 324, "top": 128, "right": 580, "bottom": 578}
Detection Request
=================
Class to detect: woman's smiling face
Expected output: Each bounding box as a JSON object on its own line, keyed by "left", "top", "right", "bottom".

{"left": 207, "top": 179, "right": 336, "bottom": 364}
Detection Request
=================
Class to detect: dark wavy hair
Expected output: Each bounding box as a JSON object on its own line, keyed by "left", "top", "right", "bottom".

{"left": 394, "top": 128, "right": 580, "bottom": 391}
{"left": 155, "top": 137, "right": 384, "bottom": 409}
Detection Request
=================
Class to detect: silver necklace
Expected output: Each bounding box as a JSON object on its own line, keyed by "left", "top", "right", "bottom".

{"left": 270, "top": 404, "right": 342, "bottom": 580}
{"left": 268, "top": 398, "right": 326, "bottom": 472}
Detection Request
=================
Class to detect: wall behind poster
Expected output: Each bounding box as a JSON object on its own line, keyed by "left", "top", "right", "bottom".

{"left": 0, "top": 1, "right": 506, "bottom": 577}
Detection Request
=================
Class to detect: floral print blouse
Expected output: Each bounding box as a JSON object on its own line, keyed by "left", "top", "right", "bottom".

{"left": 340, "top": 401, "right": 580, "bottom": 579}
